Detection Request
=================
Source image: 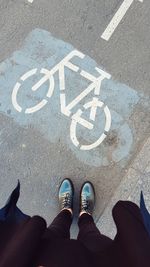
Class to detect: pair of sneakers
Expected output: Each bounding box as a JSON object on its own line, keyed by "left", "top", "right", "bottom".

{"left": 58, "top": 178, "right": 95, "bottom": 217}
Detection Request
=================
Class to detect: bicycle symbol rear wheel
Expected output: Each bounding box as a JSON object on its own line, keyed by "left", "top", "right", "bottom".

{"left": 12, "top": 68, "right": 54, "bottom": 113}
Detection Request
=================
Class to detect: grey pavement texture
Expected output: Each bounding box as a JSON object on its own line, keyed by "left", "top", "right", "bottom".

{"left": 97, "top": 137, "right": 150, "bottom": 239}
{"left": 0, "top": 0, "right": 149, "bottom": 237}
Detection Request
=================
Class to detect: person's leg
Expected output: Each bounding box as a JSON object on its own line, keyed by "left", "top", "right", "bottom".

{"left": 113, "top": 200, "right": 150, "bottom": 267}
{"left": 46, "top": 209, "right": 73, "bottom": 239}
{"left": 77, "top": 212, "right": 113, "bottom": 252}
{"left": 46, "top": 178, "right": 74, "bottom": 240}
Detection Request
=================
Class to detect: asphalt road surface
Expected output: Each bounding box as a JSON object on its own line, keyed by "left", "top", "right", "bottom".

{"left": 0, "top": 0, "right": 149, "bottom": 232}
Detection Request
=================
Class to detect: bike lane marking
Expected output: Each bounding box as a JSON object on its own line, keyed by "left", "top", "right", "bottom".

{"left": 11, "top": 48, "right": 112, "bottom": 151}
{"left": 0, "top": 28, "right": 148, "bottom": 167}
{"left": 101, "top": 0, "right": 143, "bottom": 41}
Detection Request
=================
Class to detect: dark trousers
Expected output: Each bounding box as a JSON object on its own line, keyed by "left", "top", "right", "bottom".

{"left": 47, "top": 208, "right": 112, "bottom": 252}
{"left": 47, "top": 200, "right": 150, "bottom": 259}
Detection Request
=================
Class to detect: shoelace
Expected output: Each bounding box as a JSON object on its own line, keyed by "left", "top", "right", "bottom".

{"left": 82, "top": 198, "right": 89, "bottom": 211}
{"left": 62, "top": 192, "right": 71, "bottom": 207}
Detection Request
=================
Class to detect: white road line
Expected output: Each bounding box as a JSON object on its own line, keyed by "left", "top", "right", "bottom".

{"left": 101, "top": 0, "right": 143, "bottom": 41}
{"left": 28, "top": 0, "right": 34, "bottom": 3}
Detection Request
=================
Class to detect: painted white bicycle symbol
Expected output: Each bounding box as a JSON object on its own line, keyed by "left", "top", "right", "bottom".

{"left": 12, "top": 50, "right": 111, "bottom": 150}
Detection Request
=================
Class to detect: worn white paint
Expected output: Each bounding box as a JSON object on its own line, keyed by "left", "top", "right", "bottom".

{"left": 101, "top": 0, "right": 143, "bottom": 41}
{"left": 12, "top": 50, "right": 111, "bottom": 150}
{"left": 28, "top": 0, "right": 34, "bottom": 3}
{"left": 61, "top": 67, "right": 111, "bottom": 117}
{"left": 12, "top": 50, "right": 84, "bottom": 114}
{"left": 32, "top": 50, "right": 84, "bottom": 92}
{"left": 12, "top": 82, "right": 22, "bottom": 112}
{"left": 21, "top": 68, "right": 37, "bottom": 81}
{"left": 70, "top": 99, "right": 111, "bottom": 150}
{"left": 25, "top": 99, "right": 48, "bottom": 114}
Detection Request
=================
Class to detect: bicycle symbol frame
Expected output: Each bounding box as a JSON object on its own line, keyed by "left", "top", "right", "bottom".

{"left": 12, "top": 50, "right": 111, "bottom": 150}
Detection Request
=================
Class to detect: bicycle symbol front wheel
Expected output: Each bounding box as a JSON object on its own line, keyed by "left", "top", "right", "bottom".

{"left": 12, "top": 68, "right": 54, "bottom": 114}
{"left": 70, "top": 98, "right": 111, "bottom": 150}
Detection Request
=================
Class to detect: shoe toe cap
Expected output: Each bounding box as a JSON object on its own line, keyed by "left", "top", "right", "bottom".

{"left": 82, "top": 182, "right": 95, "bottom": 196}
{"left": 59, "top": 179, "right": 73, "bottom": 195}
